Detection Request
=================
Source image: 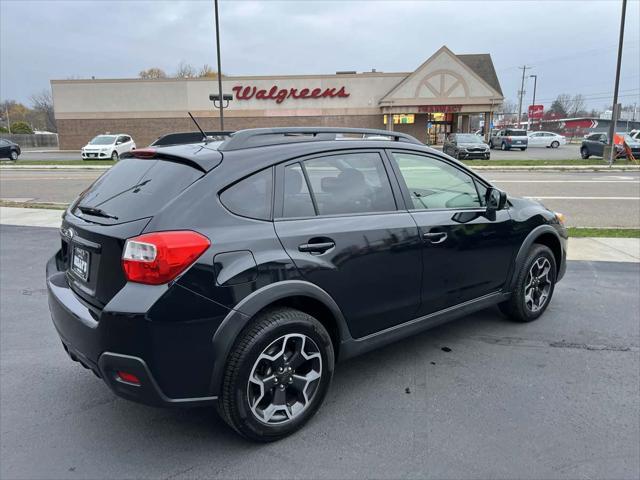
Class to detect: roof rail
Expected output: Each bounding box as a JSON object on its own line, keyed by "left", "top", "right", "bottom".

{"left": 218, "top": 127, "right": 422, "bottom": 151}
{"left": 150, "top": 130, "right": 233, "bottom": 147}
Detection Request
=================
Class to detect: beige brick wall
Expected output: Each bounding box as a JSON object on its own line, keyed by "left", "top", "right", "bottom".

{"left": 58, "top": 115, "right": 389, "bottom": 150}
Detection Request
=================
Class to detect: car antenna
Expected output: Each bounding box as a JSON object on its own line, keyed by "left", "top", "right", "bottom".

{"left": 187, "top": 112, "right": 209, "bottom": 143}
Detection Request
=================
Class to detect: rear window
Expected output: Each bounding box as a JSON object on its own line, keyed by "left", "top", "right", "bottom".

{"left": 75, "top": 158, "right": 203, "bottom": 224}
{"left": 505, "top": 129, "right": 527, "bottom": 136}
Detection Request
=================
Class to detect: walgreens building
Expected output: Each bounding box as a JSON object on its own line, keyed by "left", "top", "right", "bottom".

{"left": 52, "top": 46, "right": 503, "bottom": 149}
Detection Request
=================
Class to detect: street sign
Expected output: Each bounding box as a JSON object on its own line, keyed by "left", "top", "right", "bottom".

{"left": 528, "top": 104, "right": 544, "bottom": 120}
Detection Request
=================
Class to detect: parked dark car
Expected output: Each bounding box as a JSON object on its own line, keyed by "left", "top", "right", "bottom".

{"left": 580, "top": 132, "right": 640, "bottom": 159}
{"left": 47, "top": 127, "right": 567, "bottom": 442}
{"left": 443, "top": 133, "right": 490, "bottom": 160}
{"left": 0, "top": 139, "right": 21, "bottom": 160}
{"left": 489, "top": 128, "right": 528, "bottom": 151}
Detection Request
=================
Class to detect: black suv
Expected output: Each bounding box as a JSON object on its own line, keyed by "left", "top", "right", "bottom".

{"left": 47, "top": 127, "right": 567, "bottom": 441}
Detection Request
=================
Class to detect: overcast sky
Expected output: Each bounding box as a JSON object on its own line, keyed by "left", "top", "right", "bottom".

{"left": 1, "top": 0, "right": 639, "bottom": 111}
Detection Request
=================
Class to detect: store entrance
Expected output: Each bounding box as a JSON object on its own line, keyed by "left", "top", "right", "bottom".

{"left": 426, "top": 113, "right": 453, "bottom": 145}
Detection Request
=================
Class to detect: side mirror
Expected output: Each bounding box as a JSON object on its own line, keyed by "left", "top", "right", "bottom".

{"left": 486, "top": 187, "right": 507, "bottom": 211}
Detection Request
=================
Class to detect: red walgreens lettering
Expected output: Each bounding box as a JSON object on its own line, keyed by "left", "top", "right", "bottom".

{"left": 232, "top": 85, "right": 350, "bottom": 103}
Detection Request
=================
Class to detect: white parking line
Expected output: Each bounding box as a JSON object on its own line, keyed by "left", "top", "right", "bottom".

{"left": 525, "top": 196, "right": 640, "bottom": 200}
{"left": 492, "top": 180, "right": 640, "bottom": 183}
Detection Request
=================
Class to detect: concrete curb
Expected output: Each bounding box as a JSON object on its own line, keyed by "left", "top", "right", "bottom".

{"left": 2, "top": 164, "right": 639, "bottom": 172}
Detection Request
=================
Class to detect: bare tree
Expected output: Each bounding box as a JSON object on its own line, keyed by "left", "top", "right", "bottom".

{"left": 174, "top": 61, "right": 197, "bottom": 78}
{"left": 569, "top": 94, "right": 586, "bottom": 117}
{"left": 30, "top": 90, "right": 56, "bottom": 132}
{"left": 139, "top": 67, "right": 167, "bottom": 79}
{"left": 198, "top": 64, "right": 221, "bottom": 78}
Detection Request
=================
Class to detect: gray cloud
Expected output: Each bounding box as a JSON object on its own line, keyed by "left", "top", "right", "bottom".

{"left": 1, "top": 0, "right": 639, "bottom": 110}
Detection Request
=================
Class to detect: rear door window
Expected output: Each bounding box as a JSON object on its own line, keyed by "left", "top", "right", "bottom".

{"left": 283, "top": 163, "right": 315, "bottom": 218}
{"left": 302, "top": 152, "right": 396, "bottom": 216}
{"left": 220, "top": 168, "right": 273, "bottom": 220}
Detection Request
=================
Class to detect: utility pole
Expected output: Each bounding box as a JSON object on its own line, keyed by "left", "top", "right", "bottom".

{"left": 214, "top": 0, "right": 224, "bottom": 130}
{"left": 607, "top": 0, "right": 627, "bottom": 166}
{"left": 529, "top": 74, "right": 538, "bottom": 130}
{"left": 517, "top": 65, "right": 531, "bottom": 127}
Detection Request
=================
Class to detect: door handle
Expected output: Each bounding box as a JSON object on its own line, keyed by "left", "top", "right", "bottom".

{"left": 298, "top": 241, "right": 335, "bottom": 254}
{"left": 423, "top": 232, "right": 448, "bottom": 244}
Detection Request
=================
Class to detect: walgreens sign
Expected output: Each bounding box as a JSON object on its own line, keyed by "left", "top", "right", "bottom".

{"left": 232, "top": 85, "right": 350, "bottom": 104}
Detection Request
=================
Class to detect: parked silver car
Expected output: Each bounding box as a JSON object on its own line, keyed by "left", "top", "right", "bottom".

{"left": 489, "top": 128, "right": 528, "bottom": 151}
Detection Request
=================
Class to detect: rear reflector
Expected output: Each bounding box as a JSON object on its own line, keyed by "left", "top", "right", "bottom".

{"left": 116, "top": 371, "right": 141, "bottom": 386}
{"left": 122, "top": 230, "right": 210, "bottom": 285}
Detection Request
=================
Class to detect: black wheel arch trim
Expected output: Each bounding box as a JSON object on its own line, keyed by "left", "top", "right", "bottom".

{"left": 507, "top": 224, "right": 565, "bottom": 292}
{"left": 209, "top": 280, "right": 352, "bottom": 395}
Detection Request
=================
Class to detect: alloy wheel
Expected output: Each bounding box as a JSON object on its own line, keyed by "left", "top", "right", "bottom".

{"left": 247, "top": 333, "right": 323, "bottom": 425}
{"left": 524, "top": 257, "right": 552, "bottom": 312}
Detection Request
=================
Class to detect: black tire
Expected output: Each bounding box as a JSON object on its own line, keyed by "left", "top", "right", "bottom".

{"left": 454, "top": 151, "right": 461, "bottom": 160}
{"left": 501, "top": 142, "right": 509, "bottom": 151}
{"left": 111, "top": 151, "right": 119, "bottom": 161}
{"left": 10, "top": 150, "right": 18, "bottom": 161}
{"left": 218, "top": 307, "right": 334, "bottom": 442}
{"left": 551, "top": 141, "right": 560, "bottom": 148}
{"left": 580, "top": 147, "right": 590, "bottom": 159}
{"left": 499, "top": 244, "right": 557, "bottom": 322}
{"left": 485, "top": 153, "right": 491, "bottom": 160}
{"left": 489, "top": 140, "right": 494, "bottom": 149}
{"left": 520, "top": 147, "right": 526, "bottom": 151}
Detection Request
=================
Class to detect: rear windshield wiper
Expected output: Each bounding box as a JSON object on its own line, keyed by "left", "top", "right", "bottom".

{"left": 77, "top": 206, "right": 119, "bottom": 220}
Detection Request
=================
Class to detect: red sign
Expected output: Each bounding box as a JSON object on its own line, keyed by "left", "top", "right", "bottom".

{"left": 417, "top": 105, "right": 462, "bottom": 113}
{"left": 232, "top": 85, "right": 350, "bottom": 104}
{"left": 528, "top": 104, "right": 544, "bottom": 120}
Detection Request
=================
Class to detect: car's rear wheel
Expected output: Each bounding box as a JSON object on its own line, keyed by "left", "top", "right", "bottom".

{"left": 10, "top": 150, "right": 18, "bottom": 161}
{"left": 499, "top": 244, "right": 557, "bottom": 322}
{"left": 580, "top": 147, "right": 590, "bottom": 159}
{"left": 111, "top": 151, "right": 119, "bottom": 161}
{"left": 218, "top": 307, "right": 334, "bottom": 442}
{"left": 551, "top": 141, "right": 560, "bottom": 148}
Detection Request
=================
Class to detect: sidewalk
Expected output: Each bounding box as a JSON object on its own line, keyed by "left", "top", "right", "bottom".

{"left": 1, "top": 207, "right": 638, "bottom": 263}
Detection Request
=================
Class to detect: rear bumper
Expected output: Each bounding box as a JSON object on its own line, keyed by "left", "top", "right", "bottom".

{"left": 47, "top": 252, "right": 227, "bottom": 407}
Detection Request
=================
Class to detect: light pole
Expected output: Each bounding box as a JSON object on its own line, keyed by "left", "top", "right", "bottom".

{"left": 530, "top": 74, "right": 538, "bottom": 130}
{"left": 517, "top": 65, "right": 531, "bottom": 127}
{"left": 214, "top": 0, "right": 225, "bottom": 130}
{"left": 607, "top": 0, "right": 627, "bottom": 166}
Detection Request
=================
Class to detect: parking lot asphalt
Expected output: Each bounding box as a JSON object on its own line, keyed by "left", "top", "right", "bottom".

{"left": 1, "top": 224, "right": 638, "bottom": 479}
{"left": 1, "top": 169, "right": 638, "bottom": 227}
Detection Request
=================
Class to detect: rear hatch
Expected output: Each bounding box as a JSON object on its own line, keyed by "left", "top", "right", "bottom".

{"left": 60, "top": 147, "right": 221, "bottom": 308}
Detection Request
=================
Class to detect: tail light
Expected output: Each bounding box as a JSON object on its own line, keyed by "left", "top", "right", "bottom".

{"left": 122, "top": 231, "right": 210, "bottom": 285}
{"left": 131, "top": 148, "right": 157, "bottom": 159}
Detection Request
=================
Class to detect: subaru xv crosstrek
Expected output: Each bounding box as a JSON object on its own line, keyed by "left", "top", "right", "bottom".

{"left": 47, "top": 127, "right": 567, "bottom": 442}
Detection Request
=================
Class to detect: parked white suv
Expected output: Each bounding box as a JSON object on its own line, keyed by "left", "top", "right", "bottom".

{"left": 81, "top": 134, "right": 135, "bottom": 160}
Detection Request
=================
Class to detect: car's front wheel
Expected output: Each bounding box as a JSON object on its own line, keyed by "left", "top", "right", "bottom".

{"left": 580, "top": 147, "right": 590, "bottom": 159}
{"left": 111, "top": 151, "right": 119, "bottom": 161}
{"left": 499, "top": 244, "right": 557, "bottom": 322}
{"left": 10, "top": 150, "right": 18, "bottom": 161}
{"left": 489, "top": 140, "right": 494, "bottom": 149}
{"left": 219, "top": 307, "right": 334, "bottom": 442}
{"left": 501, "top": 142, "right": 509, "bottom": 151}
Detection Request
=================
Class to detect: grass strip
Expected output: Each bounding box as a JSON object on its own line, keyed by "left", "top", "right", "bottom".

{"left": 568, "top": 227, "right": 640, "bottom": 238}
